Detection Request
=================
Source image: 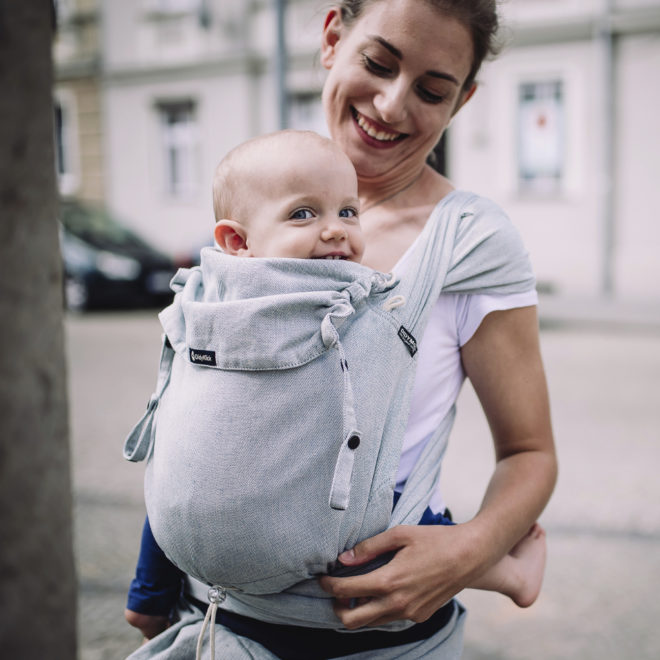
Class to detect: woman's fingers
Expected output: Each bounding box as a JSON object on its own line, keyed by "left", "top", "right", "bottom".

{"left": 319, "top": 567, "right": 394, "bottom": 600}
{"left": 319, "top": 527, "right": 413, "bottom": 601}
{"left": 330, "top": 579, "right": 439, "bottom": 629}
{"left": 335, "top": 526, "right": 408, "bottom": 567}
{"left": 320, "top": 524, "right": 473, "bottom": 629}
{"left": 333, "top": 596, "right": 394, "bottom": 629}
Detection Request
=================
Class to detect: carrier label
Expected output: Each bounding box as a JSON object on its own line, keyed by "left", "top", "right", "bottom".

{"left": 189, "top": 348, "right": 216, "bottom": 366}
{"left": 398, "top": 326, "right": 417, "bottom": 357}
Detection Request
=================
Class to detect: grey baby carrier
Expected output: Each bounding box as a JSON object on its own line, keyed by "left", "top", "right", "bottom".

{"left": 124, "top": 191, "right": 535, "bottom": 608}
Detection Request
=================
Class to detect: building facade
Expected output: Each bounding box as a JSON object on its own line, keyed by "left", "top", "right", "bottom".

{"left": 54, "top": 0, "right": 660, "bottom": 301}
{"left": 450, "top": 0, "right": 660, "bottom": 301}
{"left": 97, "top": 0, "right": 326, "bottom": 260}
{"left": 54, "top": 0, "right": 105, "bottom": 203}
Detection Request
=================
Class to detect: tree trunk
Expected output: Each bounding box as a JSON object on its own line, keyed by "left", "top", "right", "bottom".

{"left": 0, "top": 1, "right": 77, "bottom": 657}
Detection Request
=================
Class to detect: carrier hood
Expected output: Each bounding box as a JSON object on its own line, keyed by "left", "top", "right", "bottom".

{"left": 159, "top": 249, "right": 396, "bottom": 371}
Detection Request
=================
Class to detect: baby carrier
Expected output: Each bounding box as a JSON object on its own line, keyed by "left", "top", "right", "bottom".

{"left": 124, "top": 190, "right": 535, "bottom": 629}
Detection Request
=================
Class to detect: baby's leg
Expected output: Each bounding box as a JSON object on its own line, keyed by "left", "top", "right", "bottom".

{"left": 467, "top": 523, "right": 546, "bottom": 608}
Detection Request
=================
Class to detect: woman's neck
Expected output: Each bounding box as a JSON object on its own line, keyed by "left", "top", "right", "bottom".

{"left": 356, "top": 166, "right": 456, "bottom": 272}
{"left": 358, "top": 165, "right": 451, "bottom": 215}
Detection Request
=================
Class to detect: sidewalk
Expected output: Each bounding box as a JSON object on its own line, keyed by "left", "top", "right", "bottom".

{"left": 538, "top": 293, "right": 660, "bottom": 331}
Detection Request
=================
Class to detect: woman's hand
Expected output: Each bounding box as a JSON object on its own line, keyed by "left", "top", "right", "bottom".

{"left": 319, "top": 522, "right": 482, "bottom": 629}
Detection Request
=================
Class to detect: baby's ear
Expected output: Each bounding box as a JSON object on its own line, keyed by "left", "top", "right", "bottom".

{"left": 214, "top": 220, "right": 249, "bottom": 255}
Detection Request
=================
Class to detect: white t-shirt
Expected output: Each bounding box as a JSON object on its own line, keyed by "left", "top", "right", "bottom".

{"left": 395, "top": 290, "right": 538, "bottom": 513}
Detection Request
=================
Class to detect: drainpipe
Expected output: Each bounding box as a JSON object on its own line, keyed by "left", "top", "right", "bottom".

{"left": 274, "top": 0, "right": 288, "bottom": 129}
{"left": 597, "top": 0, "right": 615, "bottom": 298}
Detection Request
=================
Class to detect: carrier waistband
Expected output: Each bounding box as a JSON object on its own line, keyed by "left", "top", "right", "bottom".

{"left": 188, "top": 596, "right": 456, "bottom": 659}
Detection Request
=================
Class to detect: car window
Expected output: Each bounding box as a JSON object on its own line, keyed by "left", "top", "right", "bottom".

{"left": 60, "top": 203, "right": 149, "bottom": 251}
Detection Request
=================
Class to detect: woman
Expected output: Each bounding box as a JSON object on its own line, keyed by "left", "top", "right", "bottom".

{"left": 128, "top": 0, "right": 557, "bottom": 657}
{"left": 316, "top": 0, "right": 557, "bottom": 632}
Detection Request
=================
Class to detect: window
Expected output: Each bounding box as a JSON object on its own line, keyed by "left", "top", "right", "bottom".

{"left": 517, "top": 80, "right": 564, "bottom": 194}
{"left": 157, "top": 100, "right": 199, "bottom": 198}
{"left": 53, "top": 91, "right": 79, "bottom": 196}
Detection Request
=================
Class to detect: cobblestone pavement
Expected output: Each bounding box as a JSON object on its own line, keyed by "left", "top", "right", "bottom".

{"left": 66, "top": 310, "right": 660, "bottom": 660}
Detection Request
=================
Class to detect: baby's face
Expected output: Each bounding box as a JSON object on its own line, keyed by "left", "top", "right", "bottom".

{"left": 242, "top": 139, "right": 365, "bottom": 263}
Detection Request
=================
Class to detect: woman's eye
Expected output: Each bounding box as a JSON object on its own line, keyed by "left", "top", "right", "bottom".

{"left": 362, "top": 54, "right": 391, "bottom": 77}
{"left": 290, "top": 208, "right": 314, "bottom": 220}
{"left": 416, "top": 85, "right": 445, "bottom": 104}
{"left": 339, "top": 207, "right": 358, "bottom": 219}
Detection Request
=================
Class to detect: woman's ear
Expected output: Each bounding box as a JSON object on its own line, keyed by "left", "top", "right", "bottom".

{"left": 214, "top": 220, "right": 249, "bottom": 256}
{"left": 320, "top": 9, "right": 343, "bottom": 70}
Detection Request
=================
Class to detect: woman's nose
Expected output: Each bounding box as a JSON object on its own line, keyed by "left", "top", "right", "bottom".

{"left": 373, "top": 81, "right": 408, "bottom": 125}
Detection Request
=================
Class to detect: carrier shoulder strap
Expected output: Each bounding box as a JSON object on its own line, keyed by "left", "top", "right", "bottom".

{"left": 386, "top": 190, "right": 535, "bottom": 342}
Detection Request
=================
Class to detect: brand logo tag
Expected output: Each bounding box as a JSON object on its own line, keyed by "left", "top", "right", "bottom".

{"left": 189, "top": 348, "right": 216, "bottom": 366}
{"left": 398, "top": 326, "right": 417, "bottom": 357}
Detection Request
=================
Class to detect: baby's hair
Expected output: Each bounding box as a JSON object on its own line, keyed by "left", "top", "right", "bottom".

{"left": 212, "top": 129, "right": 340, "bottom": 223}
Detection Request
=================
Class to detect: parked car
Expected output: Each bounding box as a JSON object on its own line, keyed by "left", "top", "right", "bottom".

{"left": 59, "top": 199, "right": 179, "bottom": 311}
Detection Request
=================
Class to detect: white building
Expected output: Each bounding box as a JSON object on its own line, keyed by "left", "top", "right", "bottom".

{"left": 53, "top": 0, "right": 105, "bottom": 203}
{"left": 55, "top": 0, "right": 660, "bottom": 301}
{"left": 99, "top": 0, "right": 326, "bottom": 260}
{"left": 451, "top": 0, "right": 660, "bottom": 301}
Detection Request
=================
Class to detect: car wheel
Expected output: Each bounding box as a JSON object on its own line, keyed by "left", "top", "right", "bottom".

{"left": 65, "top": 276, "right": 89, "bottom": 311}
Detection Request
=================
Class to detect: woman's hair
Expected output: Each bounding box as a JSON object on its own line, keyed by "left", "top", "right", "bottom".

{"left": 336, "top": 0, "right": 502, "bottom": 90}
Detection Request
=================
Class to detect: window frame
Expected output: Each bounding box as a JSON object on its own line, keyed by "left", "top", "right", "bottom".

{"left": 53, "top": 88, "right": 80, "bottom": 196}
{"left": 156, "top": 98, "right": 201, "bottom": 200}
{"left": 516, "top": 78, "right": 565, "bottom": 196}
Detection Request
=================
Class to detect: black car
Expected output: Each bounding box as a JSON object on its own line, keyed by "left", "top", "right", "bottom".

{"left": 59, "top": 199, "right": 179, "bottom": 311}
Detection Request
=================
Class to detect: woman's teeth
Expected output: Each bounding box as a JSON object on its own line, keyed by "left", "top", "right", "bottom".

{"left": 355, "top": 112, "right": 401, "bottom": 141}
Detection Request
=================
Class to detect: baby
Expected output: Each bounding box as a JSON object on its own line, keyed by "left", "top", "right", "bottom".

{"left": 125, "top": 130, "right": 546, "bottom": 641}
{"left": 212, "top": 130, "right": 364, "bottom": 263}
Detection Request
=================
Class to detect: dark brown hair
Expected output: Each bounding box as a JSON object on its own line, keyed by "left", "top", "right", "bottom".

{"left": 337, "top": 0, "right": 502, "bottom": 90}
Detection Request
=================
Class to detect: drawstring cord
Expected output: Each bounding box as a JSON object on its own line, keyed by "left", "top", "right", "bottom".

{"left": 382, "top": 295, "right": 406, "bottom": 311}
{"left": 379, "top": 272, "right": 406, "bottom": 312}
{"left": 196, "top": 586, "right": 227, "bottom": 660}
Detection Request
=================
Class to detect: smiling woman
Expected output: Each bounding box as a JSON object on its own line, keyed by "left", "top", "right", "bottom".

{"left": 125, "top": 2, "right": 556, "bottom": 659}
{"left": 320, "top": 0, "right": 490, "bottom": 196}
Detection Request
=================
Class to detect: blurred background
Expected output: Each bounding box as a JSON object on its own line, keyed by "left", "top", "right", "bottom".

{"left": 51, "top": 0, "right": 660, "bottom": 658}
{"left": 54, "top": 0, "right": 660, "bottom": 306}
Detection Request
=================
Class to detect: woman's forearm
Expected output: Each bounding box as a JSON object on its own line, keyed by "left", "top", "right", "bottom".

{"left": 460, "top": 305, "right": 557, "bottom": 574}
{"left": 464, "top": 446, "right": 558, "bottom": 576}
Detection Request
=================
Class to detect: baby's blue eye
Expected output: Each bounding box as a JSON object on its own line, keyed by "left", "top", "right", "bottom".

{"left": 339, "top": 207, "right": 358, "bottom": 218}
{"left": 290, "top": 208, "right": 314, "bottom": 220}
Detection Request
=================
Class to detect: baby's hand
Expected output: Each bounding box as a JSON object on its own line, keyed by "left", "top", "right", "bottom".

{"left": 124, "top": 608, "right": 169, "bottom": 640}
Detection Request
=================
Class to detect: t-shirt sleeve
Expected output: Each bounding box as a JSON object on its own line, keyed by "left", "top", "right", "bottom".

{"left": 456, "top": 290, "right": 539, "bottom": 347}
{"left": 442, "top": 195, "right": 536, "bottom": 297}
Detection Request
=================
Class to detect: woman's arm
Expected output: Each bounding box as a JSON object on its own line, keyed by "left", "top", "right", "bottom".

{"left": 319, "top": 305, "right": 557, "bottom": 629}
{"left": 458, "top": 305, "right": 557, "bottom": 563}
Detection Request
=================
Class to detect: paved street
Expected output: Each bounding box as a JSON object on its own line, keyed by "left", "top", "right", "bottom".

{"left": 66, "top": 309, "right": 660, "bottom": 660}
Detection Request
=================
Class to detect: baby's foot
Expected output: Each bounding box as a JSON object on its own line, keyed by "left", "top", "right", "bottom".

{"left": 507, "top": 523, "right": 547, "bottom": 607}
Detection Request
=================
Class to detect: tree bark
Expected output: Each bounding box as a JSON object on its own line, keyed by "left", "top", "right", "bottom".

{"left": 0, "top": 1, "right": 77, "bottom": 657}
